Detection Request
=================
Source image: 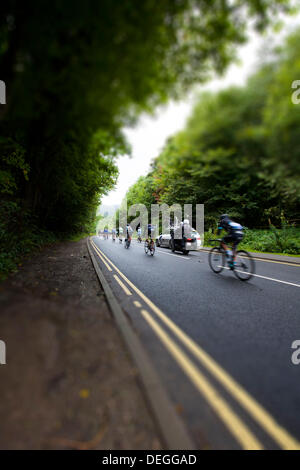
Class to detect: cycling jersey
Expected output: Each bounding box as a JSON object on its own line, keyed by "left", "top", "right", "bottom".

{"left": 126, "top": 225, "right": 133, "bottom": 238}
{"left": 218, "top": 217, "right": 244, "bottom": 248}
{"left": 147, "top": 224, "right": 155, "bottom": 238}
{"left": 218, "top": 218, "right": 243, "bottom": 235}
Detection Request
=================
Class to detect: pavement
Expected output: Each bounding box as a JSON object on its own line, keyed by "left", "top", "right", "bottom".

{"left": 90, "top": 235, "right": 300, "bottom": 450}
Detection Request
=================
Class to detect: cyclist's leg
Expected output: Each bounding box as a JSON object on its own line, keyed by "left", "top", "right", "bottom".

{"left": 222, "top": 236, "right": 236, "bottom": 266}
{"left": 232, "top": 234, "right": 243, "bottom": 262}
{"left": 232, "top": 240, "right": 238, "bottom": 262}
{"left": 221, "top": 235, "right": 231, "bottom": 253}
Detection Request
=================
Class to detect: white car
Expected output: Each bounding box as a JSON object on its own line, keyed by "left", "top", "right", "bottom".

{"left": 155, "top": 228, "right": 202, "bottom": 254}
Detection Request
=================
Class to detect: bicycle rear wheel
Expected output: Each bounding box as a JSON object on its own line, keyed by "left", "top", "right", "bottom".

{"left": 233, "top": 250, "right": 255, "bottom": 281}
{"left": 208, "top": 247, "right": 225, "bottom": 273}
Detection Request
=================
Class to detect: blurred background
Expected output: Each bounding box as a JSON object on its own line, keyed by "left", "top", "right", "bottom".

{"left": 0, "top": 0, "right": 299, "bottom": 279}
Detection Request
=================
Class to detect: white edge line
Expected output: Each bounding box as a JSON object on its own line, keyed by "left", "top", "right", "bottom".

{"left": 222, "top": 266, "right": 300, "bottom": 288}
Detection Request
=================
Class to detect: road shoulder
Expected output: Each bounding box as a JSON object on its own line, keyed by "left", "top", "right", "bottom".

{"left": 88, "top": 238, "right": 195, "bottom": 450}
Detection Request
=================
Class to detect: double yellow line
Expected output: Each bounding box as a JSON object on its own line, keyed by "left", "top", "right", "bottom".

{"left": 90, "top": 239, "right": 300, "bottom": 450}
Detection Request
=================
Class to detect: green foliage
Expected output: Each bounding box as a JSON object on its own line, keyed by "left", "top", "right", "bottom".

{"left": 204, "top": 228, "right": 300, "bottom": 255}
{"left": 240, "top": 227, "right": 300, "bottom": 255}
{"left": 126, "top": 176, "right": 156, "bottom": 211}
{"left": 0, "top": 200, "right": 57, "bottom": 279}
{"left": 126, "top": 29, "right": 300, "bottom": 235}
{"left": 0, "top": 0, "right": 295, "bottom": 275}
{"left": 0, "top": 137, "right": 29, "bottom": 195}
{"left": 262, "top": 31, "right": 300, "bottom": 202}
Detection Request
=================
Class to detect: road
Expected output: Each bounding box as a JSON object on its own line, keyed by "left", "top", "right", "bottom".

{"left": 90, "top": 236, "right": 300, "bottom": 450}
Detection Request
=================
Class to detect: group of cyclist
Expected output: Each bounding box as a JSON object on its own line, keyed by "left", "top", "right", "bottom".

{"left": 103, "top": 214, "right": 244, "bottom": 267}
{"left": 116, "top": 223, "right": 156, "bottom": 252}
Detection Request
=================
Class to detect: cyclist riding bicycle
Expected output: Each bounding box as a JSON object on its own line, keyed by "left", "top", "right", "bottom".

{"left": 147, "top": 223, "right": 156, "bottom": 239}
{"left": 125, "top": 223, "right": 133, "bottom": 242}
{"left": 217, "top": 214, "right": 244, "bottom": 269}
{"left": 146, "top": 223, "right": 155, "bottom": 247}
{"left": 137, "top": 226, "right": 142, "bottom": 240}
{"left": 144, "top": 223, "right": 155, "bottom": 255}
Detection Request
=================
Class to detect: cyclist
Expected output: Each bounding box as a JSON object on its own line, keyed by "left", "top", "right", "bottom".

{"left": 217, "top": 214, "right": 244, "bottom": 269}
{"left": 181, "top": 219, "right": 192, "bottom": 250}
{"left": 118, "top": 226, "right": 124, "bottom": 243}
{"left": 146, "top": 223, "right": 155, "bottom": 250}
{"left": 137, "top": 225, "right": 142, "bottom": 242}
{"left": 125, "top": 223, "right": 133, "bottom": 246}
{"left": 171, "top": 219, "right": 191, "bottom": 251}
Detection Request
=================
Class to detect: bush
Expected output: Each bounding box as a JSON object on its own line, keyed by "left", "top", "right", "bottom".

{"left": 241, "top": 227, "right": 300, "bottom": 255}
{"left": 0, "top": 201, "right": 57, "bottom": 280}
{"left": 205, "top": 227, "right": 300, "bottom": 255}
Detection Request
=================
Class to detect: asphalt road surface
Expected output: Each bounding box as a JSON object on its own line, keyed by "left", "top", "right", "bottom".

{"left": 90, "top": 236, "right": 300, "bottom": 450}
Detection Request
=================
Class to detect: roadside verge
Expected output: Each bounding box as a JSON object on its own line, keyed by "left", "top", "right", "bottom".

{"left": 87, "top": 238, "right": 195, "bottom": 450}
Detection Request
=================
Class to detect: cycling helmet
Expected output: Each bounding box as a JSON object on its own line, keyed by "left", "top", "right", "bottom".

{"left": 183, "top": 219, "right": 190, "bottom": 224}
{"left": 220, "top": 214, "right": 229, "bottom": 220}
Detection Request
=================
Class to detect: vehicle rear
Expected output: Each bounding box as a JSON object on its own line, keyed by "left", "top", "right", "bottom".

{"left": 185, "top": 230, "right": 202, "bottom": 251}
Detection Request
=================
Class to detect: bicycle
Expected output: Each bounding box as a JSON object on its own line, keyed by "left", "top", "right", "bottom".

{"left": 125, "top": 236, "right": 131, "bottom": 249}
{"left": 144, "top": 238, "right": 155, "bottom": 256}
{"left": 208, "top": 239, "right": 255, "bottom": 281}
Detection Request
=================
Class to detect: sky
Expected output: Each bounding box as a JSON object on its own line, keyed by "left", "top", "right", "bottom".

{"left": 101, "top": 14, "right": 300, "bottom": 207}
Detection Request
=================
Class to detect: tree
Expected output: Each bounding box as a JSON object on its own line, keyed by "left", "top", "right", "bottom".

{"left": 0, "top": 0, "right": 294, "bottom": 234}
{"left": 125, "top": 28, "right": 300, "bottom": 228}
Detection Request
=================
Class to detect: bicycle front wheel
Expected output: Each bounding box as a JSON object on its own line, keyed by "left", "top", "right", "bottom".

{"left": 150, "top": 243, "right": 155, "bottom": 256}
{"left": 144, "top": 241, "right": 149, "bottom": 254}
{"left": 233, "top": 250, "right": 255, "bottom": 281}
{"left": 208, "top": 247, "right": 225, "bottom": 273}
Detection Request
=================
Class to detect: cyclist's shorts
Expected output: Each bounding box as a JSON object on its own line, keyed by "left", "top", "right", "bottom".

{"left": 223, "top": 231, "right": 243, "bottom": 248}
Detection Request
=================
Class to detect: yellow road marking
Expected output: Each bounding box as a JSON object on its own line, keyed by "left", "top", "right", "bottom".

{"left": 140, "top": 308, "right": 263, "bottom": 450}
{"left": 94, "top": 241, "right": 300, "bottom": 450}
{"left": 113, "top": 274, "right": 132, "bottom": 296}
{"left": 91, "top": 240, "right": 112, "bottom": 272}
{"left": 134, "top": 300, "right": 142, "bottom": 308}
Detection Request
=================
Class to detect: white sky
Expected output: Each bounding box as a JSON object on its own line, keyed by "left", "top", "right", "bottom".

{"left": 102, "top": 14, "right": 300, "bottom": 206}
